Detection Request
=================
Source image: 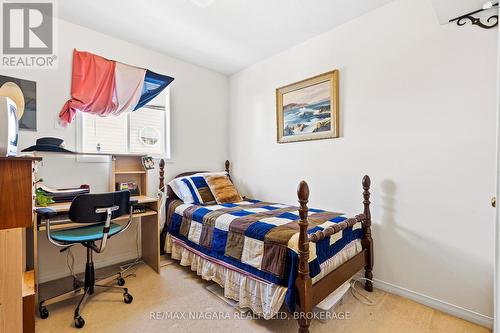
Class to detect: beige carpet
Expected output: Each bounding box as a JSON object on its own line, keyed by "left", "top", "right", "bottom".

{"left": 36, "top": 263, "right": 491, "bottom": 333}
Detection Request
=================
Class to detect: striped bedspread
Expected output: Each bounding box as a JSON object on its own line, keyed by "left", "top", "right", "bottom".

{"left": 166, "top": 199, "right": 363, "bottom": 309}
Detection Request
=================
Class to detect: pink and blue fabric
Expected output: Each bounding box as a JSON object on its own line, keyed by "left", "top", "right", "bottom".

{"left": 59, "top": 49, "right": 174, "bottom": 126}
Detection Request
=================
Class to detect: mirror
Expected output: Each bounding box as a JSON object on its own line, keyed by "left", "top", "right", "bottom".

{"left": 139, "top": 126, "right": 160, "bottom": 146}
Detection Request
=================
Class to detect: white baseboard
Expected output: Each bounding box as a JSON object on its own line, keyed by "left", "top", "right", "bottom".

{"left": 364, "top": 276, "right": 493, "bottom": 328}
{"left": 38, "top": 250, "right": 140, "bottom": 283}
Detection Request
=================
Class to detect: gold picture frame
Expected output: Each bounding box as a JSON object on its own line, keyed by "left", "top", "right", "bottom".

{"left": 276, "top": 70, "right": 339, "bottom": 143}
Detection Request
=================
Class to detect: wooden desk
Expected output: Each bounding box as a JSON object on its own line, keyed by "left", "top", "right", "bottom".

{"left": 21, "top": 154, "right": 161, "bottom": 323}
{"left": 30, "top": 195, "right": 160, "bottom": 311}
{"left": 36, "top": 195, "right": 157, "bottom": 212}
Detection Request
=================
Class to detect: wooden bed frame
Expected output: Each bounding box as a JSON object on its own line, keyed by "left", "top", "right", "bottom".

{"left": 158, "top": 159, "right": 373, "bottom": 333}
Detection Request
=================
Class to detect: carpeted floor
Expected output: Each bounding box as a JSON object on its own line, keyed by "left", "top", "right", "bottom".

{"left": 36, "top": 263, "right": 491, "bottom": 333}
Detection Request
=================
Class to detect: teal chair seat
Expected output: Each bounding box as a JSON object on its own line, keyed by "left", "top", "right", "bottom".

{"left": 51, "top": 222, "right": 123, "bottom": 243}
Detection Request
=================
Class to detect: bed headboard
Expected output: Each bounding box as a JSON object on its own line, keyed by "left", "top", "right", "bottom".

{"left": 159, "top": 159, "right": 231, "bottom": 202}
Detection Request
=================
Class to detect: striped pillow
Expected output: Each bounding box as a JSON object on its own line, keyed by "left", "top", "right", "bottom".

{"left": 168, "top": 172, "right": 228, "bottom": 204}
{"left": 181, "top": 176, "right": 217, "bottom": 205}
{"left": 204, "top": 175, "right": 242, "bottom": 204}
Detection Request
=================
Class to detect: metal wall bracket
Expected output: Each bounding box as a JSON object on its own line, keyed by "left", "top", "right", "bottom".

{"left": 449, "top": 2, "right": 498, "bottom": 29}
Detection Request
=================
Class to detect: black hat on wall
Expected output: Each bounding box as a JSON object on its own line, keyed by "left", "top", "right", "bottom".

{"left": 22, "top": 137, "right": 74, "bottom": 153}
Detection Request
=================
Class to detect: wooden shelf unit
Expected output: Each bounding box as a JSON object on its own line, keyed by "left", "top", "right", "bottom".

{"left": 114, "top": 171, "right": 146, "bottom": 175}
{"left": 110, "top": 156, "right": 148, "bottom": 195}
{"left": 0, "top": 157, "right": 41, "bottom": 333}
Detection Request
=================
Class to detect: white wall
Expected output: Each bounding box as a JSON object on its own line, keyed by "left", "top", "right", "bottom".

{"left": 229, "top": 0, "right": 497, "bottom": 325}
{"left": 4, "top": 19, "right": 229, "bottom": 281}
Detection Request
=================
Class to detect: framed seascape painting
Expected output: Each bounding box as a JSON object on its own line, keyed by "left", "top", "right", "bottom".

{"left": 276, "top": 70, "right": 339, "bottom": 143}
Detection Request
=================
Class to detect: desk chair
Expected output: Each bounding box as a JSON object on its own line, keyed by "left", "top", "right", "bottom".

{"left": 36, "top": 191, "right": 136, "bottom": 329}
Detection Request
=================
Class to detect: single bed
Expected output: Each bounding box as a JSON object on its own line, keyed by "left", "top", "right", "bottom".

{"left": 158, "top": 160, "right": 373, "bottom": 333}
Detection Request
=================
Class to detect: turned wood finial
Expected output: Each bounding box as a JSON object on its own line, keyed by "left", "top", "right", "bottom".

{"left": 297, "top": 180, "right": 310, "bottom": 203}
{"left": 159, "top": 159, "right": 165, "bottom": 191}
{"left": 297, "top": 181, "right": 310, "bottom": 252}
{"left": 225, "top": 160, "right": 231, "bottom": 180}
{"left": 362, "top": 175, "right": 371, "bottom": 189}
{"left": 362, "top": 175, "right": 371, "bottom": 220}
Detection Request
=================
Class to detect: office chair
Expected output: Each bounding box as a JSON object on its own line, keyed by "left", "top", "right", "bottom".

{"left": 36, "top": 190, "right": 137, "bottom": 329}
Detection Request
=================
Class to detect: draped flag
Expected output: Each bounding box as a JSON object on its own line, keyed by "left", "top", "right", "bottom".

{"left": 59, "top": 49, "right": 174, "bottom": 126}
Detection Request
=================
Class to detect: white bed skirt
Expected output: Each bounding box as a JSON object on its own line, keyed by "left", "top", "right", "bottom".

{"left": 165, "top": 234, "right": 362, "bottom": 319}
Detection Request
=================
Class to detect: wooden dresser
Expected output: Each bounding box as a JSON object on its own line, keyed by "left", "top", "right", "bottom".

{"left": 0, "top": 156, "right": 41, "bottom": 333}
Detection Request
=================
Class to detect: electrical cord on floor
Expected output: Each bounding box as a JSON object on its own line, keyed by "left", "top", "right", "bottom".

{"left": 66, "top": 247, "right": 77, "bottom": 279}
{"left": 350, "top": 277, "right": 376, "bottom": 306}
{"left": 118, "top": 222, "right": 142, "bottom": 279}
{"left": 63, "top": 224, "right": 142, "bottom": 284}
{"left": 121, "top": 190, "right": 166, "bottom": 279}
{"left": 66, "top": 247, "right": 84, "bottom": 289}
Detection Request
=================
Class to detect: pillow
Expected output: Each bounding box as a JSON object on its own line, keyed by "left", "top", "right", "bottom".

{"left": 168, "top": 177, "right": 195, "bottom": 203}
{"left": 167, "top": 172, "right": 227, "bottom": 204}
{"left": 181, "top": 176, "right": 217, "bottom": 205}
{"left": 204, "top": 174, "right": 242, "bottom": 204}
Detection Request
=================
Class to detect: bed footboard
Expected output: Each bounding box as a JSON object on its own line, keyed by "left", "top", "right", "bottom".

{"left": 295, "top": 176, "right": 373, "bottom": 333}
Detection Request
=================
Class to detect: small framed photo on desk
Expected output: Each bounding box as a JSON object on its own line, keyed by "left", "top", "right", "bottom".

{"left": 116, "top": 181, "right": 140, "bottom": 196}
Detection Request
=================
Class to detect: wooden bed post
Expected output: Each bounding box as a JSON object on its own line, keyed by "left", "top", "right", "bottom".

{"left": 361, "top": 175, "right": 374, "bottom": 292}
{"left": 296, "top": 181, "right": 312, "bottom": 333}
{"left": 159, "top": 158, "right": 166, "bottom": 255}
{"left": 159, "top": 159, "right": 165, "bottom": 192}
{"left": 225, "top": 160, "right": 230, "bottom": 179}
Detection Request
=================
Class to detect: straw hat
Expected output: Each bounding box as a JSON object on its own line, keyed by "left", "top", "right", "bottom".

{"left": 0, "top": 82, "right": 25, "bottom": 119}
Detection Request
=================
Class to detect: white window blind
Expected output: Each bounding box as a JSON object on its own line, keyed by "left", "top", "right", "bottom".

{"left": 81, "top": 113, "right": 128, "bottom": 154}
{"left": 79, "top": 88, "right": 170, "bottom": 156}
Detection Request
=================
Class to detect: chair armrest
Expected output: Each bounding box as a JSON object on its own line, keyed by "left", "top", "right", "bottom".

{"left": 38, "top": 208, "right": 68, "bottom": 248}
{"left": 36, "top": 208, "right": 58, "bottom": 220}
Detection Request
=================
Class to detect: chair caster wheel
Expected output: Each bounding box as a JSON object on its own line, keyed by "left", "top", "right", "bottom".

{"left": 74, "top": 316, "right": 85, "bottom": 328}
{"left": 39, "top": 306, "right": 49, "bottom": 319}
{"left": 73, "top": 278, "right": 83, "bottom": 290}
{"left": 117, "top": 277, "right": 125, "bottom": 286}
{"left": 124, "top": 293, "right": 133, "bottom": 304}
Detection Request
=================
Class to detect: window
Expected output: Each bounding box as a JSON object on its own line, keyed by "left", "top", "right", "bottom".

{"left": 78, "top": 88, "right": 171, "bottom": 157}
